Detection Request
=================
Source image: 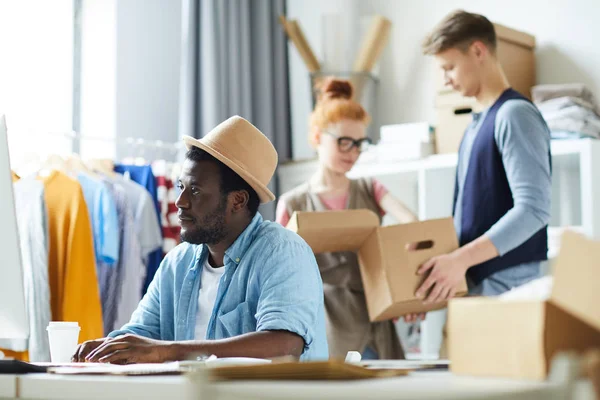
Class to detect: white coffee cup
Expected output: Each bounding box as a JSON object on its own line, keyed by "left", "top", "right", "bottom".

{"left": 46, "top": 322, "right": 81, "bottom": 363}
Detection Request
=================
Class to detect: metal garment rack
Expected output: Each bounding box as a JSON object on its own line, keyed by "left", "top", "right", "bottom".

{"left": 37, "top": 130, "right": 185, "bottom": 158}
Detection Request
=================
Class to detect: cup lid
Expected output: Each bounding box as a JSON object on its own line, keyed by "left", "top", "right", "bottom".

{"left": 47, "top": 321, "right": 80, "bottom": 330}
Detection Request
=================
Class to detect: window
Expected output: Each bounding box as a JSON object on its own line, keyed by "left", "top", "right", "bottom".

{"left": 0, "top": 0, "right": 75, "bottom": 168}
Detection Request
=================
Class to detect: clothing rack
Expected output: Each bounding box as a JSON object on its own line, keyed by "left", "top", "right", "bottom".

{"left": 48, "top": 131, "right": 184, "bottom": 151}
{"left": 30, "top": 130, "right": 185, "bottom": 160}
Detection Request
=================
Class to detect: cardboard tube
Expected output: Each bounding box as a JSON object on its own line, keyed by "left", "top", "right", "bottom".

{"left": 289, "top": 20, "right": 321, "bottom": 73}
{"left": 278, "top": 16, "right": 320, "bottom": 73}
{"left": 352, "top": 16, "right": 392, "bottom": 73}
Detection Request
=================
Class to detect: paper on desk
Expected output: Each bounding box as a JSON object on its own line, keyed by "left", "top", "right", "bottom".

{"left": 47, "top": 362, "right": 192, "bottom": 376}
{"left": 357, "top": 359, "right": 450, "bottom": 371}
{"left": 47, "top": 358, "right": 274, "bottom": 376}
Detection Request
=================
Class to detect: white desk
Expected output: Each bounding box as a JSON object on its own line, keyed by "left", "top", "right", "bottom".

{"left": 0, "top": 375, "right": 16, "bottom": 399}
{"left": 0, "top": 371, "right": 592, "bottom": 400}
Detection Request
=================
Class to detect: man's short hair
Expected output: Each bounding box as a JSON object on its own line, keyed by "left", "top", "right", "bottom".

{"left": 422, "top": 10, "right": 497, "bottom": 55}
{"left": 185, "top": 146, "right": 260, "bottom": 216}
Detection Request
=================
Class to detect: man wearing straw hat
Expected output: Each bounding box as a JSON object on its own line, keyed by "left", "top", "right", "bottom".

{"left": 73, "top": 116, "right": 328, "bottom": 363}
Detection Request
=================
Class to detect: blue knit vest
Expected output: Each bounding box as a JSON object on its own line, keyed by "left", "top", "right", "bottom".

{"left": 453, "top": 88, "right": 548, "bottom": 285}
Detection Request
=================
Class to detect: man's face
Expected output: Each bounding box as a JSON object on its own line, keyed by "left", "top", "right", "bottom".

{"left": 176, "top": 159, "right": 229, "bottom": 245}
{"left": 434, "top": 43, "right": 483, "bottom": 98}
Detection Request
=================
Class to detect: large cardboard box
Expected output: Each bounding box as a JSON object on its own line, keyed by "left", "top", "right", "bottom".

{"left": 434, "top": 23, "right": 536, "bottom": 154}
{"left": 287, "top": 210, "right": 467, "bottom": 322}
{"left": 448, "top": 231, "right": 600, "bottom": 380}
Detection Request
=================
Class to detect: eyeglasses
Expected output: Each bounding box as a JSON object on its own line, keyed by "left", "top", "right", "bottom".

{"left": 323, "top": 131, "right": 372, "bottom": 153}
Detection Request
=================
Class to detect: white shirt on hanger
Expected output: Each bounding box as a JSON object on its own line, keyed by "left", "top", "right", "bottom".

{"left": 194, "top": 259, "right": 225, "bottom": 340}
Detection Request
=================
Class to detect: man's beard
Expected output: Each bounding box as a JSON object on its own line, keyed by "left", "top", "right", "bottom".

{"left": 180, "top": 196, "right": 228, "bottom": 245}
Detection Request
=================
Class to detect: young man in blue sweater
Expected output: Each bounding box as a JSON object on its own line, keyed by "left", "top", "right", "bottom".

{"left": 414, "top": 10, "right": 551, "bottom": 307}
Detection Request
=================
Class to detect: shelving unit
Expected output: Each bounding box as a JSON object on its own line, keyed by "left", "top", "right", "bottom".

{"left": 348, "top": 138, "right": 600, "bottom": 244}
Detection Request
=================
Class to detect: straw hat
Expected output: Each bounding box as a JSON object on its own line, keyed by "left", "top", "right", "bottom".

{"left": 182, "top": 116, "right": 277, "bottom": 203}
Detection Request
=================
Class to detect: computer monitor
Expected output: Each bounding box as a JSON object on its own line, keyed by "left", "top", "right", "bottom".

{"left": 0, "top": 114, "right": 29, "bottom": 356}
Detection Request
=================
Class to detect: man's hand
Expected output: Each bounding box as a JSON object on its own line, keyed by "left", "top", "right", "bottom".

{"left": 72, "top": 338, "right": 108, "bottom": 362}
{"left": 415, "top": 252, "right": 468, "bottom": 304}
{"left": 82, "top": 334, "right": 178, "bottom": 364}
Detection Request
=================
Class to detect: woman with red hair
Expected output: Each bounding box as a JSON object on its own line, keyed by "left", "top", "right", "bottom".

{"left": 277, "top": 78, "right": 417, "bottom": 360}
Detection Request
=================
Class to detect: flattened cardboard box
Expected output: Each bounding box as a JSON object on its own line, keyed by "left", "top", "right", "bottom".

{"left": 287, "top": 210, "right": 467, "bottom": 322}
{"left": 449, "top": 231, "right": 600, "bottom": 380}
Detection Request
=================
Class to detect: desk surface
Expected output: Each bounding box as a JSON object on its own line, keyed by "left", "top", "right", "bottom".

{"left": 0, "top": 371, "right": 576, "bottom": 400}
{"left": 0, "top": 374, "right": 16, "bottom": 398}
{"left": 213, "top": 372, "right": 558, "bottom": 400}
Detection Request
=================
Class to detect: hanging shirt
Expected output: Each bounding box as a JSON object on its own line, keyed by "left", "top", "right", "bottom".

{"left": 77, "top": 173, "right": 120, "bottom": 266}
{"left": 96, "top": 179, "right": 142, "bottom": 334}
{"left": 194, "top": 260, "right": 225, "bottom": 340}
{"left": 0, "top": 178, "right": 52, "bottom": 362}
{"left": 15, "top": 178, "right": 51, "bottom": 361}
{"left": 41, "top": 171, "right": 103, "bottom": 343}
{"left": 153, "top": 160, "right": 181, "bottom": 255}
{"left": 112, "top": 178, "right": 160, "bottom": 331}
{"left": 118, "top": 178, "right": 163, "bottom": 259}
{"left": 114, "top": 164, "right": 163, "bottom": 294}
{"left": 113, "top": 164, "right": 160, "bottom": 216}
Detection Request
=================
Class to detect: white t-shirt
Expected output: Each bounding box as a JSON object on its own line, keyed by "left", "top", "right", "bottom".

{"left": 194, "top": 260, "right": 226, "bottom": 340}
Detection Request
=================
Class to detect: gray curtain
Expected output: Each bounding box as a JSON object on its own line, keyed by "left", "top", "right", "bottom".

{"left": 178, "top": 0, "right": 291, "bottom": 220}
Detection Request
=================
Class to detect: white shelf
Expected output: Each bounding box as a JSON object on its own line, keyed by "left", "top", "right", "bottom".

{"left": 348, "top": 139, "right": 597, "bottom": 179}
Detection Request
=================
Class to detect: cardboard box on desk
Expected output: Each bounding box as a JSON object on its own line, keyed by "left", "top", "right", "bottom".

{"left": 287, "top": 210, "right": 467, "bottom": 322}
{"left": 448, "top": 231, "right": 600, "bottom": 381}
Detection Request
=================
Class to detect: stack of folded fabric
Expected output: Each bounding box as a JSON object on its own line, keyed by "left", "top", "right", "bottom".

{"left": 532, "top": 83, "right": 600, "bottom": 139}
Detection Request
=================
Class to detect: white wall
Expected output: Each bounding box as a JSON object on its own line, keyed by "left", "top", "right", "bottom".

{"left": 286, "top": 0, "right": 360, "bottom": 161}
{"left": 115, "top": 0, "right": 181, "bottom": 160}
{"left": 80, "top": 0, "right": 181, "bottom": 160}
{"left": 287, "top": 0, "right": 600, "bottom": 153}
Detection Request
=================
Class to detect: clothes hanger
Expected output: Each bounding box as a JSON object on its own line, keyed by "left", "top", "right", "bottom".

{"left": 65, "top": 153, "right": 94, "bottom": 174}
{"left": 133, "top": 138, "right": 146, "bottom": 166}
{"left": 85, "top": 158, "right": 117, "bottom": 178}
{"left": 37, "top": 153, "right": 67, "bottom": 177}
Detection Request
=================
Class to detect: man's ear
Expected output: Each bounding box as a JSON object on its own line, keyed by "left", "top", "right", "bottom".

{"left": 471, "top": 40, "right": 488, "bottom": 60}
{"left": 229, "top": 190, "right": 250, "bottom": 214}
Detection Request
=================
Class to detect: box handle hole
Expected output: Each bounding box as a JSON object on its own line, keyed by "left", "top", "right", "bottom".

{"left": 405, "top": 240, "right": 434, "bottom": 251}
{"left": 454, "top": 108, "right": 473, "bottom": 115}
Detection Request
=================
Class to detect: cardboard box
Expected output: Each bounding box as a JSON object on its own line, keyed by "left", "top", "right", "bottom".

{"left": 434, "top": 94, "right": 482, "bottom": 154}
{"left": 287, "top": 210, "right": 467, "bottom": 321}
{"left": 434, "top": 23, "right": 536, "bottom": 97}
{"left": 448, "top": 231, "right": 600, "bottom": 380}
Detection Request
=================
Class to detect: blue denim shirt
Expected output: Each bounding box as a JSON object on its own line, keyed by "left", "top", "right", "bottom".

{"left": 109, "top": 213, "right": 328, "bottom": 360}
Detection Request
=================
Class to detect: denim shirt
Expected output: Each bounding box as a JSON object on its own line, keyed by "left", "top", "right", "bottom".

{"left": 109, "top": 213, "right": 329, "bottom": 360}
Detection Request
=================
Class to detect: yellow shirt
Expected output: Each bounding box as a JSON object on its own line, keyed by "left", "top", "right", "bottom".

{"left": 42, "top": 171, "right": 103, "bottom": 342}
